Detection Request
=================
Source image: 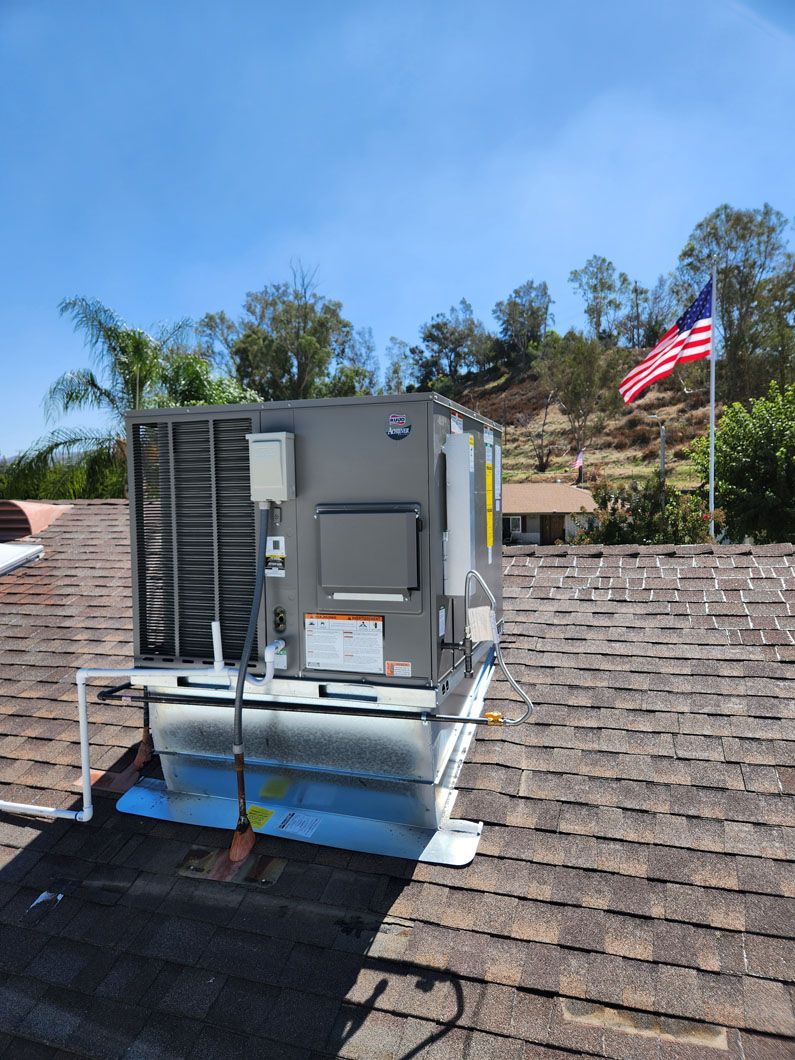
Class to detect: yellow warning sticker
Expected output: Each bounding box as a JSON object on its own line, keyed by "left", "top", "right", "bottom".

{"left": 260, "top": 777, "right": 290, "bottom": 799}
{"left": 247, "top": 805, "right": 274, "bottom": 830}
{"left": 485, "top": 461, "right": 494, "bottom": 548}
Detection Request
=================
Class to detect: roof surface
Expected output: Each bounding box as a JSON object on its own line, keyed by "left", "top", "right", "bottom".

{"left": 0, "top": 500, "right": 793, "bottom": 1059}
{"left": 503, "top": 482, "right": 598, "bottom": 514}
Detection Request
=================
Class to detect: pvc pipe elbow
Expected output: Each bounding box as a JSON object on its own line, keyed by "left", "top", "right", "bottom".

{"left": 263, "top": 640, "right": 285, "bottom": 682}
{"left": 248, "top": 640, "right": 284, "bottom": 684}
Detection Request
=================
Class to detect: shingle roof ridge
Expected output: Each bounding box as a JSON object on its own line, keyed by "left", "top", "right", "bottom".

{"left": 500, "top": 542, "right": 794, "bottom": 558}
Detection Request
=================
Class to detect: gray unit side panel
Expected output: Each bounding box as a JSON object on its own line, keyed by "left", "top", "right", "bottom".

{"left": 430, "top": 404, "right": 503, "bottom": 684}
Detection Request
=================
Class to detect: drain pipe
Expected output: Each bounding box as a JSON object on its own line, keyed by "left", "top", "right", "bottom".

{"left": 0, "top": 660, "right": 235, "bottom": 825}
{"left": 0, "top": 668, "right": 95, "bottom": 822}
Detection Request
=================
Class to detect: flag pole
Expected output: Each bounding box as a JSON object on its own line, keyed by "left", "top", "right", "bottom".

{"left": 708, "top": 261, "right": 717, "bottom": 540}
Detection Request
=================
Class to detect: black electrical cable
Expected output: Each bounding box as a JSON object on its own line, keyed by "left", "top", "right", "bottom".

{"left": 229, "top": 501, "right": 270, "bottom": 860}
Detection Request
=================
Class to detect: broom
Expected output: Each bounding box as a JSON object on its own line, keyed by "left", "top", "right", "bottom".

{"left": 132, "top": 692, "right": 154, "bottom": 770}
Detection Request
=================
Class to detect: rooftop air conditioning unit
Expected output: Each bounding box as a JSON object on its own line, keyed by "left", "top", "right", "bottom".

{"left": 105, "top": 395, "right": 532, "bottom": 865}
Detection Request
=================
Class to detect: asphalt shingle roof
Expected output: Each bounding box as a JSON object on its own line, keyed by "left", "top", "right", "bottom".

{"left": 0, "top": 500, "right": 792, "bottom": 1058}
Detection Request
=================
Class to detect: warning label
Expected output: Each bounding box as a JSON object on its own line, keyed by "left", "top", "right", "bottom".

{"left": 385, "top": 660, "right": 412, "bottom": 678}
{"left": 246, "top": 805, "right": 274, "bottom": 830}
{"left": 304, "top": 613, "right": 384, "bottom": 674}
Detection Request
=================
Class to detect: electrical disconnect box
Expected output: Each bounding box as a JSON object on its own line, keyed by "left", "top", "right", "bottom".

{"left": 120, "top": 394, "right": 512, "bottom": 865}
{"left": 246, "top": 431, "right": 295, "bottom": 503}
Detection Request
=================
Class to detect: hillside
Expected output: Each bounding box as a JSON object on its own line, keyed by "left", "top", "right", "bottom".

{"left": 457, "top": 367, "right": 716, "bottom": 489}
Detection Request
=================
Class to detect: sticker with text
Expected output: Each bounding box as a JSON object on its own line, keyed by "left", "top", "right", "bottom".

{"left": 278, "top": 811, "right": 321, "bottom": 839}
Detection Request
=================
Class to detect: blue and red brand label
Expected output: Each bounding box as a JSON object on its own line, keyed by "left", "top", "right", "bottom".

{"left": 386, "top": 412, "right": 411, "bottom": 440}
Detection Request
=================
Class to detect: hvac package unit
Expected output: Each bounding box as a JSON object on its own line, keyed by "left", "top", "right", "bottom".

{"left": 112, "top": 394, "right": 529, "bottom": 865}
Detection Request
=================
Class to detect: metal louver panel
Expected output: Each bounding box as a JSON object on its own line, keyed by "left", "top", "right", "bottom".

{"left": 131, "top": 414, "right": 257, "bottom": 665}
{"left": 173, "top": 420, "right": 214, "bottom": 658}
{"left": 214, "top": 419, "right": 258, "bottom": 659}
{"left": 133, "top": 423, "right": 176, "bottom": 657}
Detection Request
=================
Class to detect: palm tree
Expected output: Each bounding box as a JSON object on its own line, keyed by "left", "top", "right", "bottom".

{"left": 3, "top": 298, "right": 189, "bottom": 499}
{"left": 47, "top": 296, "right": 189, "bottom": 420}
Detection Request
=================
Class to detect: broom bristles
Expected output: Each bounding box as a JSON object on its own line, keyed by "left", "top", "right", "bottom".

{"left": 228, "top": 817, "right": 255, "bottom": 862}
{"left": 132, "top": 727, "right": 153, "bottom": 771}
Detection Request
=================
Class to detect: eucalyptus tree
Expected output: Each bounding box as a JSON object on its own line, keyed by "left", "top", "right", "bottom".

{"left": 198, "top": 263, "right": 370, "bottom": 401}
{"left": 492, "top": 280, "right": 554, "bottom": 366}
{"left": 677, "top": 203, "right": 795, "bottom": 402}
{"left": 569, "top": 255, "right": 631, "bottom": 345}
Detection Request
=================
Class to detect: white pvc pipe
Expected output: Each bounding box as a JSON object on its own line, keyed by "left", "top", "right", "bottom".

{"left": 0, "top": 662, "right": 236, "bottom": 825}
{"left": 211, "top": 621, "right": 224, "bottom": 672}
{"left": 0, "top": 800, "right": 83, "bottom": 820}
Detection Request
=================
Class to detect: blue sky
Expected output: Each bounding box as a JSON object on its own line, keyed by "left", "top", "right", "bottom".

{"left": 1, "top": 0, "right": 794, "bottom": 455}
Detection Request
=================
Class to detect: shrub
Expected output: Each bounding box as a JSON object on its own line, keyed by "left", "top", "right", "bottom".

{"left": 691, "top": 383, "right": 795, "bottom": 543}
{"left": 577, "top": 473, "right": 711, "bottom": 545}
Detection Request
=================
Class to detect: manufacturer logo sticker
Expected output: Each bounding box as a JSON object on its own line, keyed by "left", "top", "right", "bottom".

{"left": 386, "top": 412, "right": 411, "bottom": 440}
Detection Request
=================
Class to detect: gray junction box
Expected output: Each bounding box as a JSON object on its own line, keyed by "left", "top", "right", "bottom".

{"left": 127, "top": 393, "right": 503, "bottom": 695}
{"left": 121, "top": 394, "right": 506, "bottom": 865}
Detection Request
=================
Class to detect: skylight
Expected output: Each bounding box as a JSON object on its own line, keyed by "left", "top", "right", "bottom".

{"left": 0, "top": 542, "right": 43, "bottom": 576}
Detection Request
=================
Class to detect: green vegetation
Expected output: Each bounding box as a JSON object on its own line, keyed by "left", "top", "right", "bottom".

{"left": 1, "top": 297, "right": 259, "bottom": 500}
{"left": 576, "top": 474, "right": 711, "bottom": 546}
{"left": 677, "top": 204, "right": 795, "bottom": 402}
{"left": 692, "top": 383, "right": 795, "bottom": 543}
{"left": 198, "top": 264, "right": 377, "bottom": 402}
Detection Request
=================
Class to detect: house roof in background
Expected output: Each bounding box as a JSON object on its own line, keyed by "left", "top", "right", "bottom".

{"left": 0, "top": 501, "right": 792, "bottom": 1058}
{"left": 503, "top": 482, "right": 598, "bottom": 514}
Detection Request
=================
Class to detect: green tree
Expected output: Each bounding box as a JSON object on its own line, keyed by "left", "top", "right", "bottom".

{"left": 492, "top": 280, "right": 553, "bottom": 366}
{"left": 326, "top": 326, "right": 379, "bottom": 396}
{"left": 692, "top": 382, "right": 795, "bottom": 543}
{"left": 382, "top": 337, "right": 410, "bottom": 394}
{"left": 198, "top": 264, "right": 371, "bottom": 401}
{"left": 2, "top": 298, "right": 256, "bottom": 501}
{"left": 3, "top": 297, "right": 189, "bottom": 499}
{"left": 537, "top": 330, "right": 616, "bottom": 452}
{"left": 620, "top": 274, "right": 676, "bottom": 350}
{"left": 677, "top": 203, "right": 795, "bottom": 402}
{"left": 155, "top": 350, "right": 262, "bottom": 407}
{"left": 578, "top": 474, "right": 710, "bottom": 545}
{"left": 409, "top": 298, "right": 494, "bottom": 389}
{"left": 569, "top": 255, "right": 630, "bottom": 344}
{"left": 760, "top": 266, "right": 795, "bottom": 391}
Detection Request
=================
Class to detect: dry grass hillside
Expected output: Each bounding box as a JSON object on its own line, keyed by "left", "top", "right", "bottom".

{"left": 458, "top": 367, "right": 716, "bottom": 488}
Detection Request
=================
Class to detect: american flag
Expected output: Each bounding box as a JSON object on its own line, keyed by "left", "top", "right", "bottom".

{"left": 570, "top": 449, "right": 584, "bottom": 470}
{"left": 619, "top": 280, "right": 713, "bottom": 404}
